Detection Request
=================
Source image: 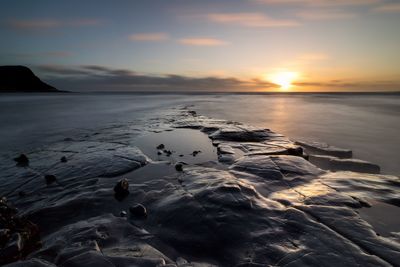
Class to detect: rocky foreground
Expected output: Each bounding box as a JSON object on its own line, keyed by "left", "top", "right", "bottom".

{"left": 0, "top": 107, "right": 399, "bottom": 266}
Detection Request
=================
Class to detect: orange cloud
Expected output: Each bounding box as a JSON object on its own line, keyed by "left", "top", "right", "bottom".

{"left": 297, "top": 10, "right": 357, "bottom": 20}
{"left": 178, "top": 38, "right": 229, "bottom": 46}
{"left": 129, "top": 33, "right": 169, "bottom": 42}
{"left": 207, "top": 13, "right": 300, "bottom": 27}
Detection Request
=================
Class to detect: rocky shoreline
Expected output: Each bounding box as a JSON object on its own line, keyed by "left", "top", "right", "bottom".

{"left": 1, "top": 107, "right": 399, "bottom": 266}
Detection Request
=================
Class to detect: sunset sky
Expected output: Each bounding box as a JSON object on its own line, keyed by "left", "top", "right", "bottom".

{"left": 1, "top": 0, "right": 399, "bottom": 92}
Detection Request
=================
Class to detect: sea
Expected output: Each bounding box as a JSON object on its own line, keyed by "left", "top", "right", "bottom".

{"left": 0, "top": 92, "right": 399, "bottom": 175}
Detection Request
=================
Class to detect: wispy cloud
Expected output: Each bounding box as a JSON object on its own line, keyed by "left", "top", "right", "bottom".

{"left": 129, "top": 32, "right": 169, "bottom": 42}
{"left": 296, "top": 10, "right": 357, "bottom": 20}
{"left": 36, "top": 64, "right": 272, "bottom": 92}
{"left": 8, "top": 51, "right": 73, "bottom": 58}
{"left": 178, "top": 38, "right": 229, "bottom": 46}
{"left": 207, "top": 13, "right": 300, "bottom": 27}
{"left": 6, "top": 19, "right": 102, "bottom": 30}
{"left": 255, "top": 0, "right": 383, "bottom": 7}
{"left": 373, "top": 3, "right": 400, "bottom": 13}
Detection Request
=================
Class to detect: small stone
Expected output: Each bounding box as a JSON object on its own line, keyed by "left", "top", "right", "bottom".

{"left": 164, "top": 150, "right": 172, "bottom": 156}
{"left": 157, "top": 151, "right": 162, "bottom": 155}
{"left": 60, "top": 156, "right": 68, "bottom": 163}
{"left": 63, "top": 137, "right": 73, "bottom": 141}
{"left": 156, "top": 144, "right": 165, "bottom": 150}
{"left": 191, "top": 150, "right": 201, "bottom": 157}
{"left": 13, "top": 154, "right": 29, "bottom": 167}
{"left": 179, "top": 154, "right": 184, "bottom": 157}
{"left": 175, "top": 163, "right": 183, "bottom": 172}
{"left": 120, "top": 210, "right": 127, "bottom": 217}
{"left": 44, "top": 175, "right": 57, "bottom": 185}
{"left": 114, "top": 178, "right": 129, "bottom": 200}
{"left": 129, "top": 204, "right": 147, "bottom": 218}
{"left": 188, "top": 110, "right": 197, "bottom": 116}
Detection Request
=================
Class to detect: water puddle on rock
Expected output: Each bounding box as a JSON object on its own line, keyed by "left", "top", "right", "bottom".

{"left": 134, "top": 129, "right": 217, "bottom": 164}
{"left": 358, "top": 201, "right": 400, "bottom": 237}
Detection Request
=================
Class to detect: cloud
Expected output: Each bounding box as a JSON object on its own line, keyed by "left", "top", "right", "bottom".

{"left": 6, "top": 19, "right": 102, "bottom": 30}
{"left": 8, "top": 51, "right": 73, "bottom": 58}
{"left": 255, "top": 0, "right": 383, "bottom": 7}
{"left": 296, "top": 10, "right": 357, "bottom": 20}
{"left": 129, "top": 32, "right": 169, "bottom": 42}
{"left": 373, "top": 3, "right": 400, "bottom": 13}
{"left": 178, "top": 38, "right": 229, "bottom": 46}
{"left": 35, "top": 64, "right": 275, "bottom": 92}
{"left": 293, "top": 80, "right": 400, "bottom": 91}
{"left": 207, "top": 13, "right": 300, "bottom": 27}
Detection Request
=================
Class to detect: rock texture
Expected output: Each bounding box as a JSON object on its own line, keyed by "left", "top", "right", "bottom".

{"left": 0, "top": 66, "right": 58, "bottom": 92}
{"left": 1, "top": 107, "right": 399, "bottom": 267}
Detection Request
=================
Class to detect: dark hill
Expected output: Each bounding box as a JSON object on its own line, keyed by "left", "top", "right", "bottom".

{"left": 0, "top": 65, "right": 59, "bottom": 92}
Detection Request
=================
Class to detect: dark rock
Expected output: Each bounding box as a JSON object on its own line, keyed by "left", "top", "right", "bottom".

{"left": 0, "top": 198, "right": 41, "bottom": 265}
{"left": 120, "top": 211, "right": 127, "bottom": 217}
{"left": 191, "top": 150, "right": 201, "bottom": 157}
{"left": 63, "top": 137, "right": 73, "bottom": 142}
{"left": 156, "top": 144, "right": 165, "bottom": 150}
{"left": 129, "top": 204, "right": 147, "bottom": 218}
{"left": 44, "top": 175, "right": 57, "bottom": 185}
{"left": 188, "top": 110, "right": 197, "bottom": 116}
{"left": 114, "top": 178, "right": 129, "bottom": 201}
{"left": 175, "top": 163, "right": 183, "bottom": 172}
{"left": 18, "top": 191, "right": 26, "bottom": 197}
{"left": 157, "top": 151, "right": 162, "bottom": 155}
{"left": 60, "top": 156, "right": 68, "bottom": 163}
{"left": 163, "top": 150, "right": 172, "bottom": 156}
{"left": 0, "top": 66, "right": 59, "bottom": 92}
{"left": 179, "top": 154, "right": 184, "bottom": 157}
{"left": 13, "top": 154, "right": 29, "bottom": 167}
{"left": 287, "top": 146, "right": 303, "bottom": 157}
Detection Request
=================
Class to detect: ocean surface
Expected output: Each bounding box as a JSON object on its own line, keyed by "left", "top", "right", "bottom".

{"left": 0, "top": 92, "right": 399, "bottom": 175}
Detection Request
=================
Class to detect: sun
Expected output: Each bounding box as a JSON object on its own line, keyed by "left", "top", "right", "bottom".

{"left": 268, "top": 71, "right": 299, "bottom": 90}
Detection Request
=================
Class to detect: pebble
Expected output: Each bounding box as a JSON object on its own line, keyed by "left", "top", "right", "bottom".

{"left": 13, "top": 154, "right": 29, "bottom": 166}
{"left": 156, "top": 144, "right": 165, "bottom": 150}
{"left": 129, "top": 204, "right": 147, "bottom": 218}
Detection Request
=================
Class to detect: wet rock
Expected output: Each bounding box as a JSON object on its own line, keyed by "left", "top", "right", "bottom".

{"left": 309, "top": 154, "right": 380, "bottom": 173}
{"left": 13, "top": 154, "right": 29, "bottom": 167}
{"left": 209, "top": 126, "right": 272, "bottom": 142}
{"left": 44, "top": 175, "right": 57, "bottom": 185}
{"left": 120, "top": 211, "right": 127, "bottom": 217}
{"left": 113, "top": 178, "right": 129, "bottom": 201}
{"left": 157, "top": 144, "right": 165, "bottom": 150}
{"left": 295, "top": 140, "right": 352, "bottom": 158}
{"left": 191, "top": 150, "right": 201, "bottom": 157}
{"left": 164, "top": 150, "right": 172, "bottom": 156}
{"left": 129, "top": 204, "right": 147, "bottom": 218}
{"left": 0, "top": 199, "right": 41, "bottom": 265}
{"left": 60, "top": 156, "right": 67, "bottom": 163}
{"left": 188, "top": 110, "right": 197, "bottom": 116}
{"left": 175, "top": 163, "right": 183, "bottom": 172}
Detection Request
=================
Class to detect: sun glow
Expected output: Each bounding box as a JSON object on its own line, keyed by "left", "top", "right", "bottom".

{"left": 269, "top": 71, "right": 299, "bottom": 90}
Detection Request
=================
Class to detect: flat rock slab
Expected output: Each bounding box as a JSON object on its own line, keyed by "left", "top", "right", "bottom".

{"left": 1, "top": 107, "right": 399, "bottom": 267}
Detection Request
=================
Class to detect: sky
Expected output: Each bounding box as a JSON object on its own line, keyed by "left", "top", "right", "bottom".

{"left": 1, "top": 0, "right": 400, "bottom": 92}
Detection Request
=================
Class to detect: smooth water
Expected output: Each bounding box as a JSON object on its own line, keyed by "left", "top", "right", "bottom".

{"left": 0, "top": 93, "right": 399, "bottom": 174}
